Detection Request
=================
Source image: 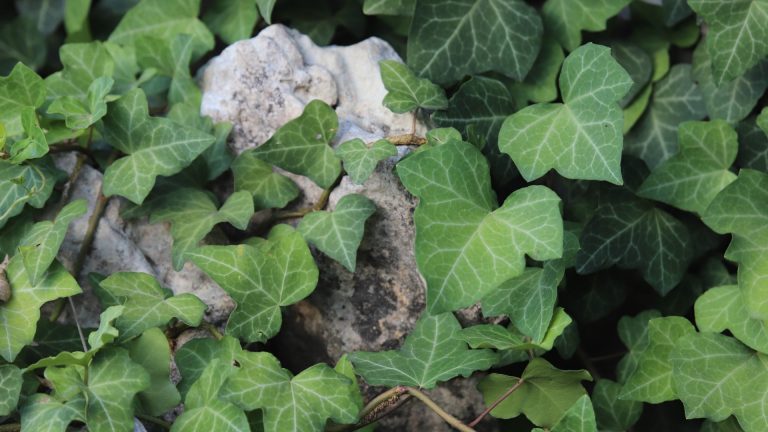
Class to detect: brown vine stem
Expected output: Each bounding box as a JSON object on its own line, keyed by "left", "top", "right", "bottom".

{"left": 272, "top": 178, "right": 337, "bottom": 221}
{"left": 326, "top": 386, "right": 409, "bottom": 432}
{"left": 386, "top": 133, "right": 426, "bottom": 146}
{"left": 405, "top": 387, "right": 476, "bottom": 432}
{"left": 467, "top": 378, "right": 525, "bottom": 428}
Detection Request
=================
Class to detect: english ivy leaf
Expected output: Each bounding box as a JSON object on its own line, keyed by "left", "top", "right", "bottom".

{"left": 167, "top": 101, "right": 234, "bottom": 181}
{"left": 48, "top": 76, "right": 114, "bottom": 130}
{"left": 297, "top": 194, "right": 375, "bottom": 272}
{"left": 99, "top": 88, "right": 216, "bottom": 204}
{"left": 335, "top": 138, "right": 397, "bottom": 185}
{"left": 623, "top": 84, "right": 652, "bottom": 133}
{"left": 232, "top": 151, "right": 299, "bottom": 209}
{"left": 188, "top": 224, "right": 319, "bottom": 342}
{"left": 135, "top": 34, "right": 199, "bottom": 107}
{"left": 86, "top": 305, "right": 123, "bottom": 352}
{"left": 407, "top": 0, "right": 542, "bottom": 85}
{"left": 175, "top": 336, "right": 241, "bottom": 398}
{"left": 510, "top": 36, "right": 564, "bottom": 104}
{"left": 18, "top": 199, "right": 86, "bottom": 285}
{"left": 593, "top": 379, "right": 642, "bottom": 431}
{"left": 625, "top": 64, "right": 706, "bottom": 169}
{"left": 16, "top": 0, "right": 66, "bottom": 35}
{"left": 0, "top": 257, "right": 80, "bottom": 362}
{"left": 0, "top": 62, "right": 45, "bottom": 137}
{"left": 637, "top": 120, "right": 738, "bottom": 214}
{"left": 45, "top": 41, "right": 138, "bottom": 99}
{"left": 461, "top": 308, "right": 573, "bottom": 352}
{"left": 687, "top": 0, "right": 768, "bottom": 86}
{"left": 612, "top": 42, "right": 653, "bottom": 107}
{"left": 499, "top": 43, "right": 632, "bottom": 184}
{"left": 128, "top": 328, "right": 181, "bottom": 416}
{"left": 7, "top": 109, "right": 48, "bottom": 164}
{"left": 670, "top": 332, "right": 768, "bottom": 431}
{"left": 222, "top": 353, "right": 359, "bottom": 432}
{"left": 256, "top": 0, "right": 276, "bottom": 23}
{"left": 0, "top": 160, "right": 58, "bottom": 230}
{"left": 396, "top": 140, "right": 563, "bottom": 313}
{"left": 532, "top": 395, "right": 597, "bottom": 432}
{"left": 737, "top": 112, "right": 768, "bottom": 172}
{"left": 363, "top": 0, "right": 415, "bottom": 15}
{"left": 702, "top": 169, "right": 768, "bottom": 319}
{"left": 251, "top": 99, "right": 341, "bottom": 189}
{"left": 662, "top": 0, "right": 693, "bottom": 26}
{"left": 542, "top": 0, "right": 631, "bottom": 52}
{"left": 0, "top": 364, "right": 22, "bottom": 416}
{"left": 619, "top": 316, "right": 695, "bottom": 403}
{"left": 576, "top": 193, "right": 692, "bottom": 295}
{"left": 64, "top": 0, "right": 91, "bottom": 39}
{"left": 349, "top": 312, "right": 498, "bottom": 389}
{"left": 693, "top": 42, "right": 768, "bottom": 124}
{"left": 333, "top": 355, "right": 373, "bottom": 432}
{"left": 19, "top": 394, "right": 85, "bottom": 432}
{"left": 695, "top": 285, "right": 768, "bottom": 354}
{"left": 616, "top": 310, "right": 661, "bottom": 382}
{"left": 108, "top": 0, "right": 214, "bottom": 61}
{"left": 203, "top": 0, "right": 259, "bottom": 44}
{"left": 478, "top": 358, "right": 592, "bottom": 428}
{"left": 150, "top": 188, "right": 254, "bottom": 270}
{"left": 379, "top": 60, "right": 447, "bottom": 113}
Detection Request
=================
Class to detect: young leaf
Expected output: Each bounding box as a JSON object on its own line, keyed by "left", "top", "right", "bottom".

{"left": 47, "top": 76, "right": 113, "bottom": 130}
{"left": 297, "top": 194, "right": 376, "bottom": 272}
{"left": 687, "top": 0, "right": 768, "bottom": 86}
{"left": 232, "top": 151, "right": 299, "bottom": 209}
{"left": 625, "top": 64, "right": 706, "bottom": 169}
{"left": 379, "top": 60, "right": 447, "bottom": 113}
{"left": 188, "top": 225, "right": 319, "bottom": 342}
{"left": 499, "top": 43, "right": 632, "bottom": 184}
{"left": 335, "top": 138, "right": 397, "bottom": 185}
{"left": 460, "top": 308, "right": 573, "bottom": 352}
{"left": 128, "top": 328, "right": 181, "bottom": 416}
{"left": 0, "top": 364, "right": 22, "bottom": 416}
{"left": 99, "top": 88, "right": 216, "bottom": 204}
{"left": 397, "top": 140, "right": 563, "bottom": 313}
{"left": 478, "top": 358, "right": 592, "bottom": 428}
{"left": 616, "top": 310, "right": 661, "bottom": 382}
{"left": 593, "top": 379, "right": 642, "bottom": 431}
{"left": 349, "top": 312, "right": 498, "bottom": 388}
{"left": 0, "top": 62, "right": 45, "bottom": 137}
{"left": 695, "top": 285, "right": 768, "bottom": 354}
{"left": 7, "top": 109, "right": 48, "bottom": 164}
{"left": 532, "top": 395, "right": 597, "bottom": 432}
{"left": 619, "top": 316, "right": 695, "bottom": 403}
{"left": 637, "top": 120, "right": 738, "bottom": 214}
{"left": 542, "top": 0, "right": 631, "bottom": 51}
{"left": 251, "top": 99, "right": 341, "bottom": 189}
{"left": 407, "top": 0, "right": 542, "bottom": 85}
{"left": 203, "top": 0, "right": 259, "bottom": 44}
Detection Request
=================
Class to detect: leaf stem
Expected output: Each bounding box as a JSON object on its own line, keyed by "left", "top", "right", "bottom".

{"left": 326, "top": 386, "right": 409, "bottom": 432}
{"left": 273, "top": 181, "right": 336, "bottom": 221}
{"left": 200, "top": 321, "right": 223, "bottom": 340}
{"left": 467, "top": 378, "right": 524, "bottom": 428}
{"left": 405, "top": 387, "right": 476, "bottom": 432}
{"left": 386, "top": 134, "right": 426, "bottom": 146}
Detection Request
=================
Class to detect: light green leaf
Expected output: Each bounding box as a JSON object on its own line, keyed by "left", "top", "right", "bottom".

{"left": 16, "top": 0, "right": 65, "bottom": 35}
{"left": 256, "top": 0, "right": 276, "bottom": 23}
{"left": 623, "top": 84, "right": 652, "bottom": 133}
{"left": 499, "top": 43, "right": 632, "bottom": 184}
{"left": 638, "top": 120, "right": 738, "bottom": 214}
{"left": 478, "top": 358, "right": 592, "bottom": 428}
{"left": 99, "top": 88, "right": 215, "bottom": 204}
{"left": 407, "top": 0, "right": 542, "bottom": 85}
{"left": 150, "top": 188, "right": 254, "bottom": 270}
{"left": 625, "top": 64, "right": 706, "bottom": 169}
{"left": 87, "top": 305, "right": 123, "bottom": 352}
{"left": 7, "top": 109, "right": 48, "bottom": 164}
{"left": 64, "top": 0, "right": 91, "bottom": 39}
{"left": 232, "top": 151, "right": 299, "bottom": 209}
{"left": 251, "top": 100, "right": 341, "bottom": 189}
{"left": 396, "top": 140, "right": 563, "bottom": 313}
{"left": 616, "top": 310, "right": 661, "bottom": 382}
{"left": 460, "top": 308, "right": 572, "bottom": 352}
{"left": 542, "top": 0, "right": 631, "bottom": 52}
{"left": 135, "top": 34, "right": 200, "bottom": 106}
{"left": 48, "top": 76, "right": 114, "bottom": 130}
{"left": 0, "top": 364, "right": 22, "bottom": 416}
{"left": 363, "top": 0, "right": 414, "bottom": 15}
{"left": 333, "top": 355, "right": 373, "bottom": 432}
{"left": 0, "top": 257, "right": 80, "bottom": 362}
{"left": 670, "top": 332, "right": 768, "bottom": 432}
{"left": 18, "top": 199, "right": 86, "bottom": 285}
{"left": 702, "top": 169, "right": 768, "bottom": 319}
{"left": 687, "top": 0, "right": 768, "bottom": 86}
{"left": 620, "top": 316, "right": 695, "bottom": 403}
{"left": 19, "top": 394, "right": 85, "bottom": 432}
{"left": 335, "top": 138, "right": 397, "bottom": 185}
{"left": 166, "top": 101, "right": 233, "bottom": 181}
{"left": 175, "top": 336, "right": 241, "bottom": 398}
{"left": 532, "top": 395, "right": 597, "bottom": 432}
{"left": 593, "top": 379, "right": 642, "bottom": 431}
{"left": 379, "top": 60, "right": 447, "bottom": 113}
{"left": 510, "top": 36, "right": 564, "bottom": 104}
{"left": 188, "top": 225, "right": 319, "bottom": 342}
{"left": 696, "top": 285, "right": 768, "bottom": 354}
{"left": 0, "top": 62, "right": 45, "bottom": 137}
{"left": 108, "top": 0, "right": 214, "bottom": 61}
{"left": 128, "top": 328, "right": 181, "bottom": 416}
{"left": 297, "top": 194, "right": 375, "bottom": 272}
{"left": 349, "top": 312, "right": 498, "bottom": 389}
{"left": 0, "top": 160, "right": 57, "bottom": 230}
{"left": 203, "top": 0, "right": 258, "bottom": 44}
{"left": 45, "top": 41, "right": 138, "bottom": 99}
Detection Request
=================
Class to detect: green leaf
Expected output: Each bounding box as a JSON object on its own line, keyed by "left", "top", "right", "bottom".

{"left": 0, "top": 160, "right": 57, "bottom": 230}
{"left": 737, "top": 112, "right": 768, "bottom": 172}
{"left": 175, "top": 336, "right": 241, "bottom": 398}
{"left": 396, "top": 140, "right": 563, "bottom": 313}
{"left": 625, "top": 64, "right": 706, "bottom": 169}
{"left": 637, "top": 120, "right": 738, "bottom": 214}
{"left": 702, "top": 169, "right": 768, "bottom": 319}
{"left": 45, "top": 41, "right": 138, "bottom": 99}
{"left": 95, "top": 272, "right": 206, "bottom": 340}
{"left": 532, "top": 395, "right": 597, "bottom": 432}
{"left": 478, "top": 358, "right": 592, "bottom": 428}
{"left": 363, "top": 0, "right": 415, "bottom": 15}
{"left": 510, "top": 36, "right": 564, "bottom": 104}
{"left": 18, "top": 199, "right": 87, "bottom": 285}
{"left": 461, "top": 308, "right": 573, "bottom": 352}
{"left": 7, "top": 108, "right": 48, "bottom": 164}
{"left": 64, "top": 0, "right": 91, "bottom": 39}
{"left": 335, "top": 138, "right": 397, "bottom": 185}
{"left": 99, "top": 88, "right": 215, "bottom": 204}
{"left": 407, "top": 0, "right": 542, "bottom": 85}
{"left": 670, "top": 332, "right": 768, "bottom": 431}
{"left": 232, "top": 151, "right": 299, "bottom": 209}
{"left": 16, "top": 0, "right": 66, "bottom": 35}
{"left": 661, "top": 0, "right": 693, "bottom": 26}
{"left": 612, "top": 42, "right": 653, "bottom": 107}
{"left": 695, "top": 285, "right": 768, "bottom": 354}
{"left": 48, "top": 76, "right": 114, "bottom": 130}
{"left": 203, "top": 0, "right": 258, "bottom": 44}
{"left": 251, "top": 99, "right": 341, "bottom": 189}
{"left": 333, "top": 355, "right": 373, "bottom": 432}
{"left": 128, "top": 328, "right": 181, "bottom": 416}
{"left": 19, "top": 394, "right": 85, "bottom": 432}
{"left": 188, "top": 225, "right": 319, "bottom": 342}
{"left": 0, "top": 257, "right": 81, "bottom": 362}
{"left": 0, "top": 18, "right": 46, "bottom": 74}
{"left": 222, "top": 353, "right": 359, "bottom": 432}
{"left": 616, "top": 310, "right": 661, "bottom": 382}
{"left": 349, "top": 312, "right": 498, "bottom": 388}
{"left": 0, "top": 364, "right": 22, "bottom": 416}
{"left": 0, "top": 62, "right": 45, "bottom": 137}
{"left": 135, "top": 34, "right": 200, "bottom": 107}
{"left": 297, "top": 194, "right": 376, "bottom": 272}
{"left": 87, "top": 305, "right": 123, "bottom": 352}
{"left": 379, "top": 60, "right": 447, "bottom": 113}
{"left": 542, "top": 0, "right": 631, "bottom": 52}
{"left": 108, "top": 0, "right": 214, "bottom": 61}
{"left": 499, "top": 43, "right": 632, "bottom": 184}
{"left": 256, "top": 0, "right": 276, "bottom": 23}
{"left": 593, "top": 379, "right": 642, "bottom": 431}
{"left": 687, "top": 0, "right": 768, "bottom": 86}
{"left": 150, "top": 188, "right": 254, "bottom": 270}
{"left": 619, "top": 316, "right": 695, "bottom": 403}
